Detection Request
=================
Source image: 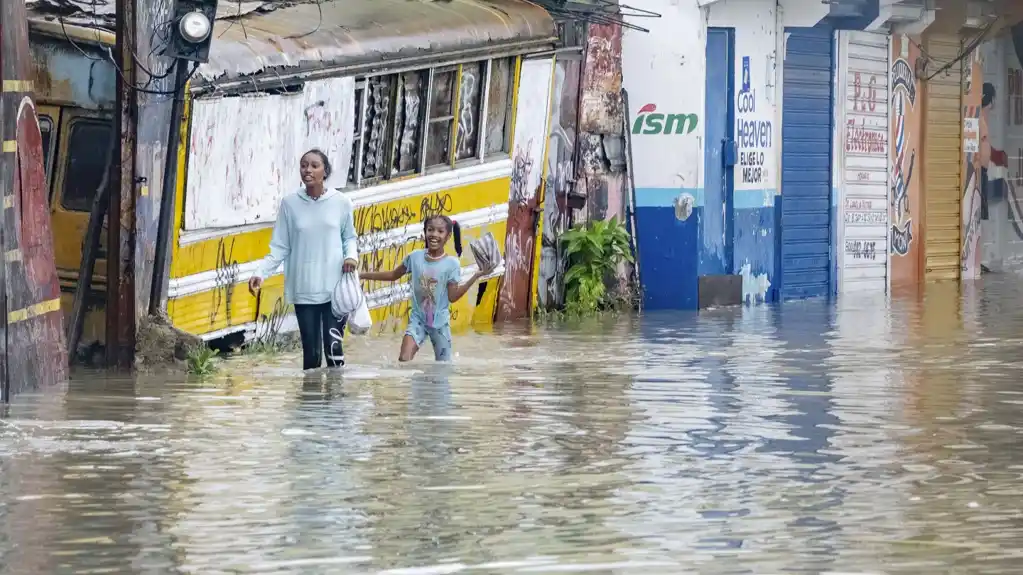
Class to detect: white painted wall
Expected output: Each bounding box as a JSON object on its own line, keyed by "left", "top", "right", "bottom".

{"left": 622, "top": 0, "right": 706, "bottom": 194}
{"left": 510, "top": 58, "right": 554, "bottom": 203}
{"left": 622, "top": 0, "right": 834, "bottom": 200}
{"left": 185, "top": 77, "right": 356, "bottom": 230}
{"left": 835, "top": 30, "right": 891, "bottom": 293}
{"left": 980, "top": 35, "right": 1023, "bottom": 271}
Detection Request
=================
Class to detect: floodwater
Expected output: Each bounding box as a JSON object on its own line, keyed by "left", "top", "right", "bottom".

{"left": 4, "top": 278, "right": 1023, "bottom": 574}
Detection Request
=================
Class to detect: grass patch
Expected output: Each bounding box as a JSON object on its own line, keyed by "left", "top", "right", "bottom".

{"left": 185, "top": 343, "right": 219, "bottom": 376}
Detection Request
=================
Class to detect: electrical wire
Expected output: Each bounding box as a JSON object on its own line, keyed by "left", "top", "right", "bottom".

{"left": 284, "top": 0, "right": 324, "bottom": 40}
{"left": 57, "top": 4, "right": 196, "bottom": 96}
{"left": 217, "top": 0, "right": 249, "bottom": 40}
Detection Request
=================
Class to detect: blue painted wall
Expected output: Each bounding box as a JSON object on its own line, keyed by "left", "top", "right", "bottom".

{"left": 634, "top": 188, "right": 700, "bottom": 310}
{"left": 702, "top": 28, "right": 735, "bottom": 277}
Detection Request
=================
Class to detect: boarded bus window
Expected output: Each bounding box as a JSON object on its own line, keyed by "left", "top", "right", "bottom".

{"left": 361, "top": 75, "right": 395, "bottom": 180}
{"left": 425, "top": 67, "right": 456, "bottom": 168}
{"left": 485, "top": 57, "right": 515, "bottom": 156}
{"left": 348, "top": 84, "right": 365, "bottom": 185}
{"left": 61, "top": 120, "right": 112, "bottom": 212}
{"left": 391, "top": 71, "right": 427, "bottom": 175}
{"left": 454, "top": 62, "right": 486, "bottom": 161}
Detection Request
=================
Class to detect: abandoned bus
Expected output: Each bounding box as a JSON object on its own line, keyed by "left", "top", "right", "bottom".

{"left": 27, "top": 0, "right": 560, "bottom": 357}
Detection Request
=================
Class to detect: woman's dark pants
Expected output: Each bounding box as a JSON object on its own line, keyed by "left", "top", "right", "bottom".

{"left": 294, "top": 302, "right": 347, "bottom": 370}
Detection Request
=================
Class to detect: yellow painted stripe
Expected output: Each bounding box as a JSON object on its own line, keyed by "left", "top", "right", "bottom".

{"left": 2, "top": 140, "right": 15, "bottom": 153}
{"left": 167, "top": 220, "right": 507, "bottom": 336}
{"left": 532, "top": 54, "right": 557, "bottom": 312}
{"left": 8, "top": 297, "right": 61, "bottom": 324}
{"left": 169, "top": 176, "right": 512, "bottom": 279}
{"left": 1, "top": 80, "right": 33, "bottom": 93}
{"left": 4, "top": 195, "right": 13, "bottom": 209}
{"left": 5, "top": 249, "right": 22, "bottom": 263}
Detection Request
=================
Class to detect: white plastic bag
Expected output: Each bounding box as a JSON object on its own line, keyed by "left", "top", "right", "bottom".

{"left": 331, "top": 270, "right": 364, "bottom": 318}
{"left": 469, "top": 232, "right": 503, "bottom": 273}
{"left": 348, "top": 297, "right": 372, "bottom": 335}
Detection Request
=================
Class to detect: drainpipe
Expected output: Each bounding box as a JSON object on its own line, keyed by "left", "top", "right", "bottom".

{"left": 149, "top": 61, "right": 189, "bottom": 316}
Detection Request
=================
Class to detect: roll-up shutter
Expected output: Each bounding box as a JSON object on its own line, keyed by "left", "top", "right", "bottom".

{"left": 922, "top": 34, "right": 963, "bottom": 281}
{"left": 837, "top": 30, "right": 891, "bottom": 293}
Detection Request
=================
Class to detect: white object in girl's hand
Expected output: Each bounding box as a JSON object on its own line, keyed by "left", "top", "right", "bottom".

{"left": 331, "top": 269, "right": 365, "bottom": 318}
{"left": 349, "top": 297, "right": 372, "bottom": 335}
{"left": 469, "top": 232, "right": 503, "bottom": 273}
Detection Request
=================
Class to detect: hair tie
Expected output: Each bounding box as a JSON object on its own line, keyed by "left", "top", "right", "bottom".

{"left": 451, "top": 219, "right": 457, "bottom": 225}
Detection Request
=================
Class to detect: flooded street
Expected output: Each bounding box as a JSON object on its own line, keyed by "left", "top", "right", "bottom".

{"left": 4, "top": 277, "right": 1023, "bottom": 574}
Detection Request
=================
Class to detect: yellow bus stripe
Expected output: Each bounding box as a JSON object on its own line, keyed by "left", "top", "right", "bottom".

{"left": 8, "top": 298, "right": 61, "bottom": 324}
{"left": 169, "top": 175, "right": 512, "bottom": 279}
{"left": 1, "top": 80, "right": 33, "bottom": 93}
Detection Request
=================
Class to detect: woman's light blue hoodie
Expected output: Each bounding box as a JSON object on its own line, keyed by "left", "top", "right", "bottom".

{"left": 256, "top": 187, "right": 359, "bottom": 305}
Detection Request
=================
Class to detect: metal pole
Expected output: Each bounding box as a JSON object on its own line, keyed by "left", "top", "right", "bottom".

{"left": 150, "top": 61, "right": 188, "bottom": 317}
{"left": 108, "top": 0, "right": 138, "bottom": 368}
{"left": 67, "top": 133, "right": 116, "bottom": 363}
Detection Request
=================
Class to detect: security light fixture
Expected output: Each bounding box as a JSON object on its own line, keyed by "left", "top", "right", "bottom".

{"left": 179, "top": 11, "right": 212, "bottom": 44}
{"left": 167, "top": 0, "right": 219, "bottom": 63}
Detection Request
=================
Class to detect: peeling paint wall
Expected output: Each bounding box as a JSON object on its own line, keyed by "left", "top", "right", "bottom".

{"left": 28, "top": 39, "right": 116, "bottom": 110}
{"left": 185, "top": 78, "right": 356, "bottom": 230}
{"left": 709, "top": 0, "right": 783, "bottom": 306}
{"left": 497, "top": 57, "right": 554, "bottom": 321}
{"left": 537, "top": 56, "right": 582, "bottom": 310}
{"left": 577, "top": 23, "right": 626, "bottom": 226}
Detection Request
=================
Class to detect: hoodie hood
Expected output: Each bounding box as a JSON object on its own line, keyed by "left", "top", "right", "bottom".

{"left": 298, "top": 186, "right": 340, "bottom": 202}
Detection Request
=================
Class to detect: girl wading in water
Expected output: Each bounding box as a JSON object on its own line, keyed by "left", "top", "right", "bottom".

{"left": 248, "top": 149, "right": 359, "bottom": 369}
{"left": 361, "top": 215, "right": 492, "bottom": 362}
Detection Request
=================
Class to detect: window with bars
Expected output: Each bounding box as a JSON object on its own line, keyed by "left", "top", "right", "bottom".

{"left": 347, "top": 56, "right": 517, "bottom": 187}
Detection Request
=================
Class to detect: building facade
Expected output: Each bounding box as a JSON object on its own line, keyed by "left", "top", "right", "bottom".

{"left": 625, "top": 0, "right": 1023, "bottom": 309}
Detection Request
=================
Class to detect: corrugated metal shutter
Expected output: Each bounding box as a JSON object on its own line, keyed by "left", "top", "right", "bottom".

{"left": 838, "top": 31, "right": 890, "bottom": 293}
{"left": 923, "top": 34, "right": 963, "bottom": 280}
{"left": 780, "top": 27, "right": 835, "bottom": 300}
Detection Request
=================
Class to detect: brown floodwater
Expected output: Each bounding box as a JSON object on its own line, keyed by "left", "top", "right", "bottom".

{"left": 3, "top": 276, "right": 1023, "bottom": 574}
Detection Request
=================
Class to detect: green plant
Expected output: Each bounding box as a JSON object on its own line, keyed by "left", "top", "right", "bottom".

{"left": 185, "top": 343, "right": 219, "bottom": 376}
{"left": 561, "top": 216, "right": 634, "bottom": 316}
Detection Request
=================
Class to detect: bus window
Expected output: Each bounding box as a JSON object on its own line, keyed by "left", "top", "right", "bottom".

{"left": 61, "top": 120, "right": 112, "bottom": 212}
{"left": 38, "top": 115, "right": 53, "bottom": 179}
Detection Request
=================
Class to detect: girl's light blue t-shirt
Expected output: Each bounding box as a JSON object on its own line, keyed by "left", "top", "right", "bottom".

{"left": 402, "top": 249, "right": 461, "bottom": 329}
{"left": 256, "top": 187, "right": 359, "bottom": 305}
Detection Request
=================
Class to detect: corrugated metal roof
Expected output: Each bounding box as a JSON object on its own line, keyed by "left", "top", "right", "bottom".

{"left": 26, "top": 0, "right": 557, "bottom": 85}
{"left": 201, "top": 0, "right": 557, "bottom": 84}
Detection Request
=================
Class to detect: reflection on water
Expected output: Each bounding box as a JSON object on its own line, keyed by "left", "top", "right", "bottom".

{"left": 4, "top": 276, "right": 1023, "bottom": 573}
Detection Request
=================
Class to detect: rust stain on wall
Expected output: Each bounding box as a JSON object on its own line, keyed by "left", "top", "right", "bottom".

{"left": 580, "top": 23, "right": 623, "bottom": 135}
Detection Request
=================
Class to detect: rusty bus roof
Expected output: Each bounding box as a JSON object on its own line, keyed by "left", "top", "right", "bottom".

{"left": 199, "top": 0, "right": 557, "bottom": 86}
{"left": 27, "top": 0, "right": 557, "bottom": 88}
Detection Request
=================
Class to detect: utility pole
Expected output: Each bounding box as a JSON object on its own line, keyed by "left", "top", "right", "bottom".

{"left": 1, "top": 0, "right": 69, "bottom": 400}
{"left": 109, "top": 0, "right": 138, "bottom": 368}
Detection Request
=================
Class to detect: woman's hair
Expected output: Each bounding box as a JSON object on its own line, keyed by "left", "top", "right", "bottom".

{"left": 423, "top": 214, "right": 462, "bottom": 257}
{"left": 302, "top": 148, "right": 333, "bottom": 179}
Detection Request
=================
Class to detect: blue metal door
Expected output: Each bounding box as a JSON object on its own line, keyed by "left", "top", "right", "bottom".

{"left": 702, "top": 28, "right": 735, "bottom": 276}
{"left": 778, "top": 27, "right": 834, "bottom": 300}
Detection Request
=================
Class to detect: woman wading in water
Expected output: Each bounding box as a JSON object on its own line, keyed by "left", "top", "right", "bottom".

{"left": 248, "top": 149, "right": 359, "bottom": 369}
